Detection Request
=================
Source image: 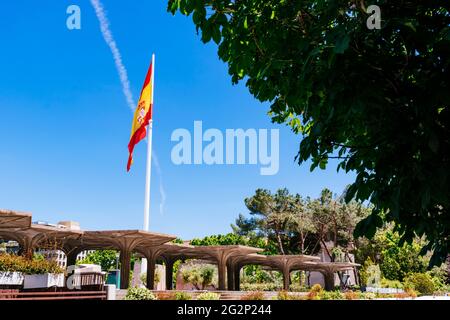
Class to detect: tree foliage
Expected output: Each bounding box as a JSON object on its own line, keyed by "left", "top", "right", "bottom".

{"left": 168, "top": 0, "right": 450, "bottom": 265}
{"left": 181, "top": 263, "right": 217, "bottom": 290}
{"left": 242, "top": 188, "right": 299, "bottom": 254}
{"left": 79, "top": 250, "right": 118, "bottom": 271}
{"left": 190, "top": 232, "right": 269, "bottom": 250}
{"left": 355, "top": 224, "right": 429, "bottom": 281}
{"left": 233, "top": 188, "right": 369, "bottom": 257}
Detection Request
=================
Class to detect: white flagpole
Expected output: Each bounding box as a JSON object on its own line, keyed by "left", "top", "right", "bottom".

{"left": 143, "top": 53, "right": 155, "bottom": 232}
{"left": 140, "top": 54, "right": 154, "bottom": 288}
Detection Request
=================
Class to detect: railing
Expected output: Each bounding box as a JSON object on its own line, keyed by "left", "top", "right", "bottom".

{"left": 69, "top": 272, "right": 106, "bottom": 291}
{"left": 0, "top": 289, "right": 107, "bottom": 300}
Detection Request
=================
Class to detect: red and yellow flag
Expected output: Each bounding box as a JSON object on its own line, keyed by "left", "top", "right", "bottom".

{"left": 127, "top": 61, "right": 154, "bottom": 171}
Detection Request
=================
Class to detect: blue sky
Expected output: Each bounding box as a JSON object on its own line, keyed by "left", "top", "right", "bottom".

{"left": 0, "top": 0, "right": 355, "bottom": 239}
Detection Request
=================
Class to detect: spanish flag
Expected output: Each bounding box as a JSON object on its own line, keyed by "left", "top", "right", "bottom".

{"left": 127, "top": 59, "right": 154, "bottom": 171}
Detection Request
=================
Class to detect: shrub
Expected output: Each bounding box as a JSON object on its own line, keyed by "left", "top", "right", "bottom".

{"left": 241, "top": 291, "right": 265, "bottom": 300}
{"left": 404, "top": 273, "right": 435, "bottom": 295}
{"left": 393, "top": 288, "right": 417, "bottom": 299}
{"left": 320, "top": 291, "right": 344, "bottom": 300}
{"left": 156, "top": 292, "right": 176, "bottom": 300}
{"left": 240, "top": 282, "right": 280, "bottom": 291}
{"left": 428, "top": 265, "right": 449, "bottom": 292}
{"left": 125, "top": 287, "right": 157, "bottom": 300}
{"left": 275, "top": 291, "right": 305, "bottom": 300}
{"left": 197, "top": 292, "right": 220, "bottom": 300}
{"left": 289, "top": 283, "right": 309, "bottom": 292}
{"left": 155, "top": 291, "right": 192, "bottom": 300}
{"left": 140, "top": 269, "right": 161, "bottom": 287}
{"left": 359, "top": 292, "right": 376, "bottom": 300}
{"left": 287, "top": 293, "right": 305, "bottom": 300}
{"left": 0, "top": 253, "right": 63, "bottom": 274}
{"left": 380, "top": 278, "right": 404, "bottom": 289}
{"left": 405, "top": 288, "right": 418, "bottom": 298}
{"left": 181, "top": 263, "right": 216, "bottom": 290}
{"left": 344, "top": 290, "right": 358, "bottom": 300}
{"left": 310, "top": 284, "right": 323, "bottom": 293}
{"left": 241, "top": 265, "right": 283, "bottom": 286}
{"left": 376, "top": 293, "right": 395, "bottom": 299}
{"left": 277, "top": 291, "right": 290, "bottom": 300}
{"left": 307, "top": 284, "right": 323, "bottom": 300}
{"left": 175, "top": 291, "right": 192, "bottom": 300}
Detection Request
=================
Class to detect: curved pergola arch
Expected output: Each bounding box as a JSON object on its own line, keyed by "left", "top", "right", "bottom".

{"left": 0, "top": 210, "right": 359, "bottom": 291}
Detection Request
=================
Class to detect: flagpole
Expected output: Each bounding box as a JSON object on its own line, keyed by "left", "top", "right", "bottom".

{"left": 143, "top": 53, "right": 155, "bottom": 232}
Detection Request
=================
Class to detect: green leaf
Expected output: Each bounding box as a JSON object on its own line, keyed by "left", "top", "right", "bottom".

{"left": 169, "top": 0, "right": 180, "bottom": 14}
{"left": 319, "top": 158, "right": 327, "bottom": 170}
{"left": 334, "top": 34, "right": 350, "bottom": 54}
{"left": 212, "top": 26, "right": 221, "bottom": 44}
{"left": 403, "top": 21, "right": 416, "bottom": 32}
{"left": 193, "top": 10, "right": 202, "bottom": 25}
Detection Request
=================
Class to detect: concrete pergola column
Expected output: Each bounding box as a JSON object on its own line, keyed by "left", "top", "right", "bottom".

{"left": 282, "top": 266, "right": 291, "bottom": 291}
{"left": 233, "top": 265, "right": 241, "bottom": 291}
{"left": 165, "top": 258, "right": 175, "bottom": 290}
{"left": 119, "top": 249, "right": 132, "bottom": 290}
{"left": 85, "top": 231, "right": 176, "bottom": 290}
{"left": 19, "top": 235, "right": 45, "bottom": 260}
{"left": 65, "top": 248, "right": 83, "bottom": 268}
{"left": 322, "top": 271, "right": 336, "bottom": 291}
{"left": 218, "top": 258, "right": 227, "bottom": 291}
{"left": 227, "top": 264, "right": 234, "bottom": 291}
{"left": 17, "top": 237, "right": 34, "bottom": 259}
{"left": 138, "top": 248, "right": 164, "bottom": 290}
{"left": 146, "top": 257, "right": 156, "bottom": 290}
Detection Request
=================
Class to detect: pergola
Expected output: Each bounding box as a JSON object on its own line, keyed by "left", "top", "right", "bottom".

{"left": 135, "top": 243, "right": 263, "bottom": 290}
{"left": 0, "top": 210, "right": 359, "bottom": 290}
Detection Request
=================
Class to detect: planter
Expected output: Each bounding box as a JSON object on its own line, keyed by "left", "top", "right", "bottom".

{"left": 0, "top": 271, "right": 24, "bottom": 286}
{"left": 366, "top": 286, "right": 404, "bottom": 294}
{"left": 23, "top": 273, "right": 65, "bottom": 289}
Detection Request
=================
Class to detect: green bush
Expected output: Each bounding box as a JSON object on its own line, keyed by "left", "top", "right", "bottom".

{"left": 289, "top": 283, "right": 309, "bottom": 292}
{"left": 428, "top": 265, "right": 449, "bottom": 292}
{"left": 125, "top": 287, "right": 157, "bottom": 300}
{"left": 240, "top": 282, "right": 280, "bottom": 291}
{"left": 241, "top": 265, "right": 283, "bottom": 287}
{"left": 276, "top": 291, "right": 291, "bottom": 300}
{"left": 359, "top": 292, "right": 376, "bottom": 300}
{"left": 181, "top": 263, "right": 216, "bottom": 290}
{"left": 320, "top": 291, "right": 344, "bottom": 300}
{"left": 0, "top": 253, "right": 63, "bottom": 274}
{"left": 403, "top": 273, "right": 436, "bottom": 295}
{"left": 175, "top": 291, "right": 192, "bottom": 300}
{"left": 276, "top": 291, "right": 304, "bottom": 300}
{"left": 140, "top": 270, "right": 161, "bottom": 287}
{"left": 306, "top": 284, "right": 323, "bottom": 300}
{"left": 197, "top": 292, "right": 220, "bottom": 300}
{"left": 381, "top": 278, "right": 404, "bottom": 289}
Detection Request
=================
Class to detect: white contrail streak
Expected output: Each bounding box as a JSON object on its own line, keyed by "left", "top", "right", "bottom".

{"left": 90, "top": 0, "right": 136, "bottom": 111}
{"left": 152, "top": 152, "right": 167, "bottom": 215}
{"left": 90, "top": 0, "right": 167, "bottom": 215}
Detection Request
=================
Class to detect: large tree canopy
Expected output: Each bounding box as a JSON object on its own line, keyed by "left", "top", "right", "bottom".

{"left": 168, "top": 0, "right": 450, "bottom": 265}
{"left": 233, "top": 188, "right": 369, "bottom": 258}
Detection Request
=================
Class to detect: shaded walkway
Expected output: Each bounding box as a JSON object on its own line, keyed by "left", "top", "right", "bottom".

{"left": 0, "top": 210, "right": 359, "bottom": 290}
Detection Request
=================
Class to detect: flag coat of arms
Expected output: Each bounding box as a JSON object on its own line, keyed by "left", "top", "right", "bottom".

{"left": 127, "top": 61, "right": 154, "bottom": 171}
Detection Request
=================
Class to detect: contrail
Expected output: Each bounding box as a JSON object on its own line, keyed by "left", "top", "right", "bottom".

{"left": 90, "top": 0, "right": 167, "bottom": 215}
{"left": 152, "top": 152, "right": 167, "bottom": 215}
{"left": 90, "top": 0, "right": 135, "bottom": 111}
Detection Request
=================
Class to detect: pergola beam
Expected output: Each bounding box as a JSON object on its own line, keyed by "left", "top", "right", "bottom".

{"left": 0, "top": 210, "right": 360, "bottom": 291}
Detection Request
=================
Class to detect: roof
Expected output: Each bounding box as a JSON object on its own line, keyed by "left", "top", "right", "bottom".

{"left": 0, "top": 209, "right": 32, "bottom": 229}
{"left": 0, "top": 209, "right": 360, "bottom": 273}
